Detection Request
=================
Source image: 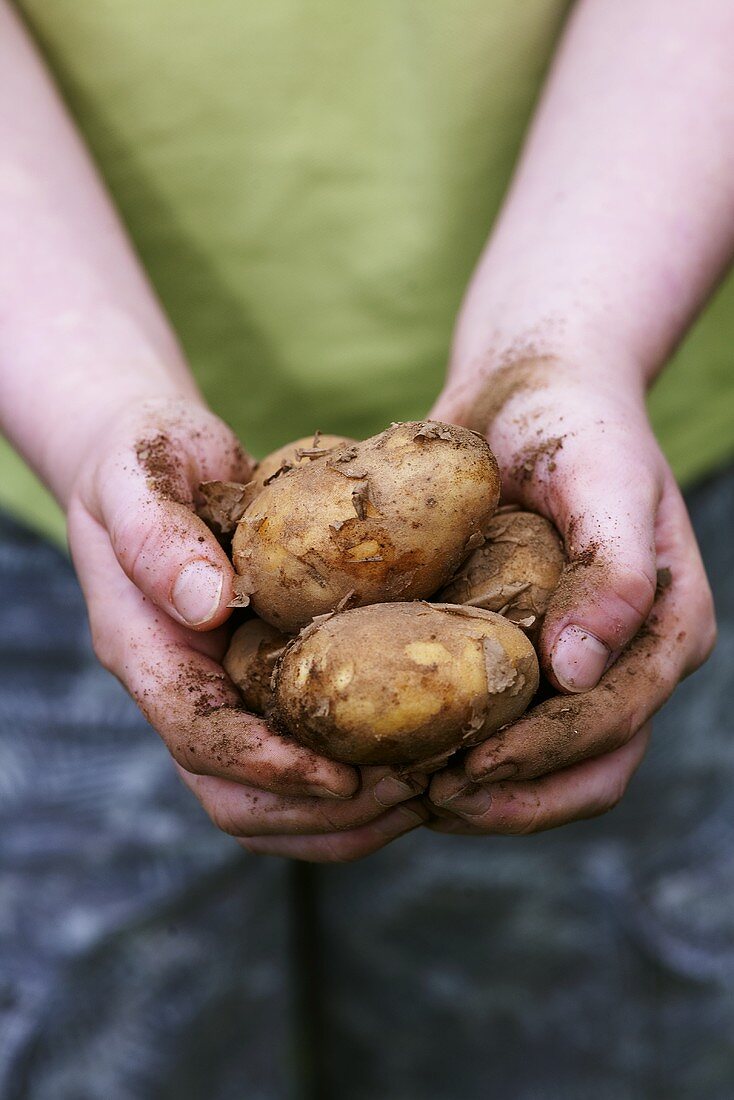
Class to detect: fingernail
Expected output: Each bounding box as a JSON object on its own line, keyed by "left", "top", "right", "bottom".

{"left": 374, "top": 776, "right": 425, "bottom": 807}
{"left": 479, "top": 761, "right": 518, "bottom": 783}
{"left": 551, "top": 625, "right": 610, "bottom": 692}
{"left": 446, "top": 786, "right": 493, "bottom": 818}
{"left": 171, "top": 560, "right": 224, "bottom": 625}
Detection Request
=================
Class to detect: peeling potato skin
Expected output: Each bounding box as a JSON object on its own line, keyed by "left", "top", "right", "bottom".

{"left": 252, "top": 434, "right": 356, "bottom": 494}
{"left": 233, "top": 421, "right": 501, "bottom": 632}
{"left": 438, "top": 508, "right": 564, "bottom": 640}
{"left": 223, "top": 619, "right": 288, "bottom": 715}
{"left": 274, "top": 602, "right": 539, "bottom": 767}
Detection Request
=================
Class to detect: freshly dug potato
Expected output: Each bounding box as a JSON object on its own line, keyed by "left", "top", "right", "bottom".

{"left": 223, "top": 619, "right": 288, "bottom": 715}
{"left": 196, "top": 434, "right": 355, "bottom": 539}
{"left": 233, "top": 421, "right": 500, "bottom": 631}
{"left": 439, "top": 507, "right": 564, "bottom": 639}
{"left": 253, "top": 432, "right": 356, "bottom": 493}
{"left": 274, "top": 602, "right": 539, "bottom": 767}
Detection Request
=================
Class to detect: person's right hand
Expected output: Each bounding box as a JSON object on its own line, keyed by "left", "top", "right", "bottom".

{"left": 67, "top": 396, "right": 428, "bottom": 861}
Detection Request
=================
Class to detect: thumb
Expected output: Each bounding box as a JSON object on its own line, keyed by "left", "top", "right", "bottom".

{"left": 432, "top": 372, "right": 663, "bottom": 693}
{"left": 539, "top": 446, "right": 660, "bottom": 693}
{"left": 89, "top": 432, "right": 242, "bottom": 630}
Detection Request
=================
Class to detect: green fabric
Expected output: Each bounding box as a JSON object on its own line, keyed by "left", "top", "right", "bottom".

{"left": 5, "top": 1, "right": 734, "bottom": 548}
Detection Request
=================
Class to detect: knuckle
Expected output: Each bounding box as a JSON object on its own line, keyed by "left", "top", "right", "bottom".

{"left": 310, "top": 803, "right": 343, "bottom": 832}
{"left": 689, "top": 608, "right": 718, "bottom": 673}
{"left": 611, "top": 708, "right": 641, "bottom": 751}
{"left": 321, "top": 833, "right": 370, "bottom": 863}
{"left": 612, "top": 564, "right": 657, "bottom": 624}
{"left": 503, "top": 796, "right": 546, "bottom": 836}
{"left": 312, "top": 803, "right": 360, "bottom": 833}
{"left": 701, "top": 619, "right": 718, "bottom": 664}
{"left": 626, "top": 468, "right": 660, "bottom": 516}
{"left": 607, "top": 776, "right": 627, "bottom": 811}
{"left": 167, "top": 738, "right": 208, "bottom": 777}
{"left": 90, "top": 625, "right": 119, "bottom": 674}
{"left": 590, "top": 775, "right": 627, "bottom": 818}
{"left": 126, "top": 521, "right": 167, "bottom": 589}
{"left": 110, "top": 508, "right": 159, "bottom": 584}
{"left": 515, "top": 809, "right": 546, "bottom": 836}
{"left": 579, "top": 762, "right": 632, "bottom": 822}
{"left": 209, "top": 800, "right": 246, "bottom": 838}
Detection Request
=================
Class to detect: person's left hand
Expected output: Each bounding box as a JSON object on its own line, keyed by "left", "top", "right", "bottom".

{"left": 425, "top": 364, "right": 716, "bottom": 836}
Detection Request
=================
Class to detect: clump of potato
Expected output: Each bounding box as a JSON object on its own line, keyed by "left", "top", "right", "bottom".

{"left": 274, "top": 602, "right": 539, "bottom": 767}
{"left": 218, "top": 420, "right": 569, "bottom": 770}
{"left": 232, "top": 420, "right": 500, "bottom": 632}
{"left": 222, "top": 619, "right": 288, "bottom": 715}
{"left": 439, "top": 507, "right": 564, "bottom": 639}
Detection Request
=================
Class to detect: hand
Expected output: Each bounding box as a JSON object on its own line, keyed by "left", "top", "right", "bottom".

{"left": 67, "top": 396, "right": 427, "bottom": 861}
{"left": 427, "top": 360, "right": 716, "bottom": 835}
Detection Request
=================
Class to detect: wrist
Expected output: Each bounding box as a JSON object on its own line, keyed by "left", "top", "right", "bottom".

{"left": 439, "top": 350, "right": 644, "bottom": 430}
{"left": 443, "top": 232, "right": 665, "bottom": 412}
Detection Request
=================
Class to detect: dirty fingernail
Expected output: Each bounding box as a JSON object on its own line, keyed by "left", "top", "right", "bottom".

{"left": 172, "top": 560, "right": 224, "bottom": 625}
{"left": 374, "top": 776, "right": 424, "bottom": 807}
{"left": 551, "top": 625, "right": 610, "bottom": 693}
{"left": 448, "top": 786, "right": 493, "bottom": 818}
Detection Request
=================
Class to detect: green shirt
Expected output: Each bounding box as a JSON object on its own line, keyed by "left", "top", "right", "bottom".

{"left": 4, "top": 0, "right": 734, "bottom": 546}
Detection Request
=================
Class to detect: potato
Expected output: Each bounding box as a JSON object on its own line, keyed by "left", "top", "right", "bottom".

{"left": 233, "top": 420, "right": 500, "bottom": 631}
{"left": 274, "top": 602, "right": 539, "bottom": 767}
{"left": 253, "top": 432, "right": 356, "bottom": 493}
{"left": 223, "top": 619, "right": 288, "bottom": 715}
{"left": 439, "top": 507, "right": 564, "bottom": 639}
{"left": 196, "top": 434, "right": 355, "bottom": 539}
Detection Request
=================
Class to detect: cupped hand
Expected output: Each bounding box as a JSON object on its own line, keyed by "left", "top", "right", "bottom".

{"left": 427, "top": 361, "right": 716, "bottom": 835}
{"left": 67, "top": 396, "right": 427, "bottom": 861}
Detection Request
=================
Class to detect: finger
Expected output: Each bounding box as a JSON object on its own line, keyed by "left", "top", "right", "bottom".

{"left": 90, "top": 404, "right": 253, "bottom": 629}
{"left": 179, "top": 766, "right": 428, "bottom": 836}
{"left": 237, "top": 801, "right": 429, "bottom": 862}
{"left": 439, "top": 379, "right": 662, "bottom": 692}
{"left": 434, "top": 479, "right": 714, "bottom": 790}
{"left": 430, "top": 725, "right": 650, "bottom": 835}
{"left": 534, "top": 421, "right": 661, "bottom": 693}
{"left": 69, "top": 504, "right": 358, "bottom": 799}
{"left": 369, "top": 767, "right": 429, "bottom": 808}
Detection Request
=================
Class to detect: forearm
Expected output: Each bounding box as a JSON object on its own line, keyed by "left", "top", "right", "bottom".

{"left": 448, "top": 0, "right": 734, "bottom": 399}
{"left": 0, "top": 2, "right": 200, "bottom": 506}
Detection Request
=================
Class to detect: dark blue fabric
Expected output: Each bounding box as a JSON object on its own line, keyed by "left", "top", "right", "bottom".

{"left": 0, "top": 521, "right": 290, "bottom": 1100}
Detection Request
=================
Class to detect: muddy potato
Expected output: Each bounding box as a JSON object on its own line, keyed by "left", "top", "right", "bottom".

{"left": 253, "top": 432, "right": 356, "bottom": 493}
{"left": 233, "top": 420, "right": 500, "bottom": 631}
{"left": 439, "top": 507, "right": 564, "bottom": 639}
{"left": 274, "top": 602, "right": 539, "bottom": 767}
{"left": 196, "top": 433, "right": 355, "bottom": 537}
{"left": 223, "top": 619, "right": 288, "bottom": 715}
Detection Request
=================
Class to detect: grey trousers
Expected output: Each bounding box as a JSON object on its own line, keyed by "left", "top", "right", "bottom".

{"left": 1, "top": 465, "right": 732, "bottom": 1100}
